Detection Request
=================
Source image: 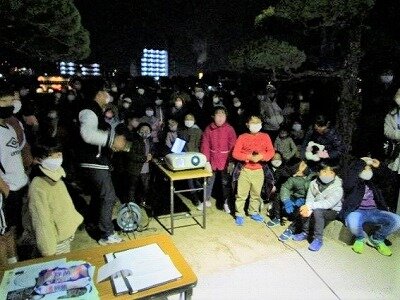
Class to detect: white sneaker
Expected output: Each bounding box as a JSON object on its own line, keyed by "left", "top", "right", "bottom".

{"left": 223, "top": 203, "right": 231, "bottom": 214}
{"left": 205, "top": 200, "right": 212, "bottom": 207}
{"left": 197, "top": 203, "right": 204, "bottom": 211}
{"left": 98, "top": 232, "right": 123, "bottom": 245}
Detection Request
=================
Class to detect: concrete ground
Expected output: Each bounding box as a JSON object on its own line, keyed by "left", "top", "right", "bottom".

{"left": 72, "top": 196, "right": 400, "bottom": 300}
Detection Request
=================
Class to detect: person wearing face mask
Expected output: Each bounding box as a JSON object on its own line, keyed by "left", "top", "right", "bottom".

{"left": 277, "top": 161, "right": 316, "bottom": 241}
{"left": 274, "top": 128, "right": 298, "bottom": 165}
{"left": 290, "top": 120, "right": 305, "bottom": 145}
{"left": 290, "top": 163, "right": 343, "bottom": 252}
{"left": 188, "top": 86, "right": 212, "bottom": 130}
{"left": 201, "top": 107, "right": 237, "bottom": 212}
{"left": 169, "top": 95, "right": 188, "bottom": 128}
{"left": 228, "top": 96, "right": 247, "bottom": 135}
{"left": 125, "top": 123, "right": 154, "bottom": 207}
{"left": 26, "top": 139, "right": 83, "bottom": 257}
{"left": 132, "top": 86, "right": 150, "bottom": 116}
{"left": 301, "top": 114, "right": 346, "bottom": 169}
{"left": 140, "top": 106, "right": 162, "bottom": 146}
{"left": 265, "top": 152, "right": 292, "bottom": 227}
{"left": 0, "top": 88, "right": 31, "bottom": 266}
{"left": 339, "top": 157, "right": 400, "bottom": 256}
{"left": 178, "top": 114, "right": 203, "bottom": 206}
{"left": 77, "top": 89, "right": 127, "bottom": 246}
{"left": 232, "top": 115, "right": 275, "bottom": 225}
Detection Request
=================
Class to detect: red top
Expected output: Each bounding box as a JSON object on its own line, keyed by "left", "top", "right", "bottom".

{"left": 232, "top": 132, "right": 275, "bottom": 170}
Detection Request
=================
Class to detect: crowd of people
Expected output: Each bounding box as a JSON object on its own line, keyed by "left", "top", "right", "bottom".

{"left": 1, "top": 75, "right": 400, "bottom": 268}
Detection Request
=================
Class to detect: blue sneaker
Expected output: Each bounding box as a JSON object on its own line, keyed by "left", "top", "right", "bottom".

{"left": 235, "top": 216, "right": 244, "bottom": 226}
{"left": 250, "top": 214, "right": 264, "bottom": 222}
{"left": 308, "top": 239, "right": 323, "bottom": 251}
{"left": 266, "top": 218, "right": 280, "bottom": 227}
{"left": 292, "top": 232, "right": 308, "bottom": 241}
{"left": 278, "top": 229, "right": 293, "bottom": 241}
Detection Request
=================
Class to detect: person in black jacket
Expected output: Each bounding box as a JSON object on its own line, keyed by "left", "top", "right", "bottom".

{"left": 340, "top": 157, "right": 400, "bottom": 256}
{"left": 77, "top": 89, "right": 127, "bottom": 245}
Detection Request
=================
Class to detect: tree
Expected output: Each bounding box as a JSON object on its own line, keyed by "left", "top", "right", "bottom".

{"left": 0, "top": 0, "right": 90, "bottom": 62}
{"left": 231, "top": 0, "right": 377, "bottom": 150}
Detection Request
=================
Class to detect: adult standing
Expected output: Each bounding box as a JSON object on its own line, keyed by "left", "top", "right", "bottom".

{"left": 77, "top": 89, "right": 127, "bottom": 245}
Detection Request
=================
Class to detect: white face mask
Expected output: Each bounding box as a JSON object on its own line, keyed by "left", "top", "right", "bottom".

{"left": 185, "top": 120, "right": 194, "bottom": 128}
{"left": 395, "top": 97, "right": 400, "bottom": 106}
{"left": 54, "top": 92, "right": 62, "bottom": 99}
{"left": 249, "top": 123, "right": 262, "bottom": 133}
{"left": 41, "top": 157, "right": 63, "bottom": 171}
{"left": 155, "top": 99, "right": 163, "bottom": 106}
{"left": 271, "top": 160, "right": 282, "bottom": 168}
{"left": 12, "top": 100, "right": 22, "bottom": 114}
{"left": 48, "top": 111, "right": 58, "bottom": 119}
{"left": 19, "top": 89, "right": 29, "bottom": 97}
{"left": 145, "top": 110, "right": 154, "bottom": 117}
{"left": 381, "top": 75, "right": 393, "bottom": 84}
{"left": 213, "top": 97, "right": 220, "bottom": 104}
{"left": 67, "top": 95, "right": 76, "bottom": 101}
{"left": 359, "top": 169, "right": 373, "bottom": 181}
{"left": 319, "top": 175, "right": 335, "bottom": 184}
{"left": 138, "top": 88, "right": 145, "bottom": 95}
{"left": 105, "top": 95, "right": 112, "bottom": 104}
{"left": 233, "top": 101, "right": 241, "bottom": 107}
{"left": 195, "top": 92, "right": 204, "bottom": 99}
{"left": 122, "top": 102, "right": 130, "bottom": 109}
{"left": 111, "top": 87, "right": 118, "bottom": 92}
{"left": 292, "top": 123, "right": 302, "bottom": 131}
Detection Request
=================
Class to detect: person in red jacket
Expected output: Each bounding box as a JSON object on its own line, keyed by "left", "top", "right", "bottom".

{"left": 200, "top": 106, "right": 237, "bottom": 212}
{"left": 232, "top": 115, "right": 275, "bottom": 225}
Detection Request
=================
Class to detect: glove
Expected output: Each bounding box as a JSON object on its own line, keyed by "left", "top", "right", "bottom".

{"left": 283, "top": 199, "right": 294, "bottom": 214}
{"left": 294, "top": 198, "right": 305, "bottom": 207}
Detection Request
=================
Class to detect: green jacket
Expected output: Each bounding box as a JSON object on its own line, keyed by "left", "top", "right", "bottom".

{"left": 280, "top": 174, "right": 314, "bottom": 201}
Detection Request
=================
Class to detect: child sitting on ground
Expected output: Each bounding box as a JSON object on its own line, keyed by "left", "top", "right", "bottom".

{"left": 291, "top": 162, "right": 343, "bottom": 251}
{"left": 340, "top": 157, "right": 400, "bottom": 256}
{"left": 278, "top": 161, "right": 315, "bottom": 241}
{"left": 27, "top": 139, "right": 83, "bottom": 257}
{"left": 232, "top": 115, "right": 275, "bottom": 225}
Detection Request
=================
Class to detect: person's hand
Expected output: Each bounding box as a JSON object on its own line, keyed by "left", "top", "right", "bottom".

{"left": 205, "top": 161, "right": 212, "bottom": 173}
{"left": 294, "top": 161, "right": 308, "bottom": 177}
{"left": 112, "top": 134, "right": 127, "bottom": 151}
{"left": 250, "top": 153, "right": 263, "bottom": 163}
{"left": 294, "top": 198, "right": 305, "bottom": 207}
{"left": 23, "top": 115, "right": 39, "bottom": 126}
{"left": 146, "top": 153, "right": 153, "bottom": 162}
{"left": 299, "top": 205, "right": 312, "bottom": 217}
{"left": 1, "top": 184, "right": 10, "bottom": 199}
{"left": 318, "top": 150, "right": 329, "bottom": 159}
{"left": 283, "top": 199, "right": 294, "bottom": 214}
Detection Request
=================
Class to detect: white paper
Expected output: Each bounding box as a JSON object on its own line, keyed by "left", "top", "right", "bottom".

{"left": 171, "top": 138, "right": 186, "bottom": 154}
{"left": 98, "top": 243, "right": 182, "bottom": 294}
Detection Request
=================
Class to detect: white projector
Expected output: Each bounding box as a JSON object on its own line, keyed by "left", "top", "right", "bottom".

{"left": 165, "top": 152, "right": 207, "bottom": 171}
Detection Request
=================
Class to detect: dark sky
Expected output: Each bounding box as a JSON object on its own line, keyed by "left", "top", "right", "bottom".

{"left": 74, "top": 0, "right": 268, "bottom": 75}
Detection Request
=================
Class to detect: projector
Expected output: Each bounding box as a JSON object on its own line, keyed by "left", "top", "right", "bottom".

{"left": 165, "top": 152, "right": 207, "bottom": 171}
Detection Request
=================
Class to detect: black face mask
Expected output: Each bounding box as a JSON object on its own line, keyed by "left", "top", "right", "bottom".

{"left": 0, "top": 106, "right": 14, "bottom": 119}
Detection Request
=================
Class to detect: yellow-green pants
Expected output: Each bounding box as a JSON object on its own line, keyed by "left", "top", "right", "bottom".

{"left": 235, "top": 168, "right": 264, "bottom": 217}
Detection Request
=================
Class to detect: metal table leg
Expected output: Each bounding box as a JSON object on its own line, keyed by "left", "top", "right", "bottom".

{"left": 170, "top": 180, "right": 174, "bottom": 235}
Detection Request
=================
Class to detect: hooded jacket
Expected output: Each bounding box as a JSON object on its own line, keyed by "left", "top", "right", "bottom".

{"left": 338, "top": 159, "right": 389, "bottom": 221}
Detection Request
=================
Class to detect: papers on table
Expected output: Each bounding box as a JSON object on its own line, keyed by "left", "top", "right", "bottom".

{"left": 98, "top": 243, "right": 182, "bottom": 295}
{"left": 0, "top": 259, "right": 99, "bottom": 300}
{"left": 171, "top": 137, "right": 186, "bottom": 154}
